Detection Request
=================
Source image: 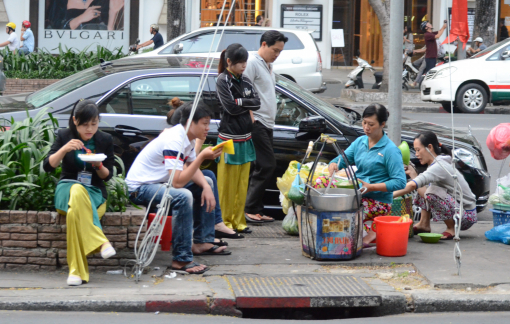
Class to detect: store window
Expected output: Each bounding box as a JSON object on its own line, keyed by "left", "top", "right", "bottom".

{"left": 200, "top": 0, "right": 266, "bottom": 27}
{"left": 331, "top": 0, "right": 355, "bottom": 66}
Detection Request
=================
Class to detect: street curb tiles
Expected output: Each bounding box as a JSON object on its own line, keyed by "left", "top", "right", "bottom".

{"left": 412, "top": 293, "right": 510, "bottom": 313}
{"left": 0, "top": 300, "right": 146, "bottom": 312}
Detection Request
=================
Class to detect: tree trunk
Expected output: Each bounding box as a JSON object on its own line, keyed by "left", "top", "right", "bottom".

{"left": 473, "top": 0, "right": 496, "bottom": 46}
{"left": 368, "top": 0, "right": 391, "bottom": 92}
{"left": 167, "top": 0, "right": 186, "bottom": 41}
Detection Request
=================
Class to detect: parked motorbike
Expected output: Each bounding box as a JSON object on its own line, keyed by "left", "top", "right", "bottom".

{"left": 128, "top": 39, "right": 140, "bottom": 56}
{"left": 402, "top": 50, "right": 420, "bottom": 90}
{"left": 345, "top": 51, "right": 376, "bottom": 89}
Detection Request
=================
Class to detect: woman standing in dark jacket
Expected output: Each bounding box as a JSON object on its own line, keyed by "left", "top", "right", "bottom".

{"left": 43, "top": 100, "right": 116, "bottom": 286}
{"left": 216, "top": 43, "right": 260, "bottom": 234}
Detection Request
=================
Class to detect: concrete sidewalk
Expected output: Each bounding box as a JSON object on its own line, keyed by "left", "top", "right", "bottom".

{"left": 1, "top": 220, "right": 510, "bottom": 317}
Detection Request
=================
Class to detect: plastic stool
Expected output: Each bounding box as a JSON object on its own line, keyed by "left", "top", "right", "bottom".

{"left": 148, "top": 213, "right": 173, "bottom": 251}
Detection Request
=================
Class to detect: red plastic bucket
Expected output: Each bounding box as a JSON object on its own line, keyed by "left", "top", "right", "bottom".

{"left": 372, "top": 216, "right": 412, "bottom": 257}
{"left": 148, "top": 213, "right": 173, "bottom": 251}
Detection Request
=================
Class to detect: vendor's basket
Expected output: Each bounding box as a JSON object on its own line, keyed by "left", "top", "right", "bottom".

{"left": 491, "top": 209, "right": 510, "bottom": 227}
{"left": 390, "top": 194, "right": 414, "bottom": 238}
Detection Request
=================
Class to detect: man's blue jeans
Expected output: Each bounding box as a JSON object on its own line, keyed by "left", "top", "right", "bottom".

{"left": 18, "top": 46, "right": 30, "bottom": 55}
{"left": 129, "top": 173, "right": 218, "bottom": 262}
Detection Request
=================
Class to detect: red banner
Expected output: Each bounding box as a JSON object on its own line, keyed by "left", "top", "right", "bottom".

{"left": 442, "top": 0, "right": 470, "bottom": 49}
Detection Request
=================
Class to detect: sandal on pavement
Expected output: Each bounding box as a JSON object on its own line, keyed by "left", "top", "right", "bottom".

{"left": 413, "top": 226, "right": 431, "bottom": 235}
{"left": 67, "top": 275, "right": 82, "bottom": 286}
{"left": 194, "top": 245, "right": 232, "bottom": 256}
{"left": 215, "top": 230, "right": 244, "bottom": 239}
{"left": 245, "top": 213, "right": 264, "bottom": 224}
{"left": 101, "top": 243, "right": 116, "bottom": 259}
{"left": 440, "top": 232, "right": 454, "bottom": 240}
{"left": 236, "top": 228, "right": 252, "bottom": 234}
{"left": 171, "top": 262, "right": 209, "bottom": 275}
{"left": 257, "top": 214, "right": 275, "bottom": 222}
{"left": 211, "top": 239, "right": 228, "bottom": 247}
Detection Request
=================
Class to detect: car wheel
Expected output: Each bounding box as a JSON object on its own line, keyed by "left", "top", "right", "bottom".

{"left": 440, "top": 101, "right": 462, "bottom": 114}
{"left": 456, "top": 83, "right": 488, "bottom": 114}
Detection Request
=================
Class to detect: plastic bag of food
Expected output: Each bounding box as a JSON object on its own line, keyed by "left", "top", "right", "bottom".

{"left": 280, "top": 192, "right": 291, "bottom": 215}
{"left": 496, "top": 174, "right": 510, "bottom": 205}
{"left": 301, "top": 162, "right": 329, "bottom": 183}
{"left": 276, "top": 161, "right": 300, "bottom": 197}
{"left": 288, "top": 171, "right": 305, "bottom": 205}
{"left": 485, "top": 223, "right": 510, "bottom": 244}
{"left": 282, "top": 207, "right": 299, "bottom": 236}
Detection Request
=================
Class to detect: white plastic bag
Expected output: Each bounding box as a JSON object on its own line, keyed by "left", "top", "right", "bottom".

{"left": 496, "top": 174, "right": 510, "bottom": 205}
{"left": 282, "top": 206, "right": 299, "bottom": 236}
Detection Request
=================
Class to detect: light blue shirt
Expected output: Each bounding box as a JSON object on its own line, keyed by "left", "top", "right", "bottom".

{"left": 21, "top": 28, "right": 34, "bottom": 52}
{"left": 329, "top": 133, "right": 406, "bottom": 204}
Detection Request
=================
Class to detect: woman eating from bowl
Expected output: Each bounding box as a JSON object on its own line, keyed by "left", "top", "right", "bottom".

{"left": 328, "top": 104, "right": 406, "bottom": 246}
{"left": 394, "top": 131, "right": 477, "bottom": 240}
{"left": 43, "top": 99, "right": 116, "bottom": 286}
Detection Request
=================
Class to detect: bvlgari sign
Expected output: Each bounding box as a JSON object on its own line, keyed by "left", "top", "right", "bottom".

{"left": 38, "top": 0, "right": 130, "bottom": 53}
{"left": 280, "top": 4, "right": 323, "bottom": 41}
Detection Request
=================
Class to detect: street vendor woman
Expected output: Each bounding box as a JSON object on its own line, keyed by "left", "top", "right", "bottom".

{"left": 327, "top": 104, "right": 407, "bottom": 246}
{"left": 394, "top": 131, "right": 477, "bottom": 240}
{"left": 43, "top": 99, "right": 116, "bottom": 286}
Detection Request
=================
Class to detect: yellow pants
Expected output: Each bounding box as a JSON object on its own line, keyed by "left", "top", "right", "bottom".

{"left": 57, "top": 184, "right": 108, "bottom": 282}
{"left": 217, "top": 154, "right": 251, "bottom": 231}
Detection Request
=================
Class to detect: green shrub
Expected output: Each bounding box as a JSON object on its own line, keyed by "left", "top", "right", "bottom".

{"left": 0, "top": 109, "right": 132, "bottom": 212}
{"left": 5, "top": 70, "right": 75, "bottom": 79}
{"left": 1, "top": 44, "right": 127, "bottom": 79}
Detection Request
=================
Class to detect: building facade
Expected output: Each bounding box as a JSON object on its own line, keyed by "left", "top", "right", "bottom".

{"left": 1, "top": 0, "right": 502, "bottom": 67}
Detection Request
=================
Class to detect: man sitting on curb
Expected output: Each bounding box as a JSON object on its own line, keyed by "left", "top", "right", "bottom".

{"left": 126, "top": 102, "right": 230, "bottom": 275}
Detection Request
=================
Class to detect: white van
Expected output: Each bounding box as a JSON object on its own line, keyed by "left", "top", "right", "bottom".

{"left": 135, "top": 27, "right": 327, "bottom": 93}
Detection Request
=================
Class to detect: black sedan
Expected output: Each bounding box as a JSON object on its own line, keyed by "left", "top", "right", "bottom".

{"left": 0, "top": 56, "right": 491, "bottom": 215}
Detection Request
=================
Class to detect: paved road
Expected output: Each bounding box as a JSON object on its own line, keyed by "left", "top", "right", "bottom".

{"left": 2, "top": 311, "right": 509, "bottom": 324}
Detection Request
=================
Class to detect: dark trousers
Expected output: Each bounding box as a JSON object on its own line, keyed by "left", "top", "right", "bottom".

{"left": 245, "top": 121, "right": 276, "bottom": 215}
{"left": 423, "top": 58, "right": 437, "bottom": 76}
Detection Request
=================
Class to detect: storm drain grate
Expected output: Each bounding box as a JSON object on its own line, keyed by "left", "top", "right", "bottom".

{"left": 227, "top": 275, "right": 381, "bottom": 308}
{"left": 244, "top": 221, "right": 294, "bottom": 238}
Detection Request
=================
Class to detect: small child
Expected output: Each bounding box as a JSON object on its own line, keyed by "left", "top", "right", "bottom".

{"left": 215, "top": 43, "right": 260, "bottom": 235}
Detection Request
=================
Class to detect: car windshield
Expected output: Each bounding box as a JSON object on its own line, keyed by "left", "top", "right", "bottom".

{"left": 471, "top": 38, "right": 510, "bottom": 59}
{"left": 275, "top": 75, "right": 350, "bottom": 124}
{"left": 26, "top": 67, "right": 105, "bottom": 109}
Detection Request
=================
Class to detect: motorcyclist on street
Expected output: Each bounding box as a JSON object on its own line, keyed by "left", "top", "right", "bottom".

{"left": 19, "top": 20, "right": 34, "bottom": 55}
{"left": 467, "top": 37, "right": 486, "bottom": 57}
{"left": 137, "top": 24, "right": 164, "bottom": 51}
{"left": 0, "top": 22, "right": 19, "bottom": 53}
{"left": 413, "top": 21, "right": 447, "bottom": 79}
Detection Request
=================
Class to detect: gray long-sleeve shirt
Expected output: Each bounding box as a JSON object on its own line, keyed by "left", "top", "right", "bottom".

{"left": 413, "top": 155, "right": 476, "bottom": 210}
{"left": 243, "top": 53, "right": 276, "bottom": 129}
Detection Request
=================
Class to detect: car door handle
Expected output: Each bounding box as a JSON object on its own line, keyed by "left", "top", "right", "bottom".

{"left": 114, "top": 126, "right": 142, "bottom": 136}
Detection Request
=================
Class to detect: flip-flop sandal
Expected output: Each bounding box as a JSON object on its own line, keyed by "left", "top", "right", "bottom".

{"left": 257, "top": 214, "right": 275, "bottom": 222}
{"left": 215, "top": 230, "right": 244, "bottom": 239}
{"left": 170, "top": 262, "right": 209, "bottom": 275}
{"left": 440, "top": 232, "right": 454, "bottom": 240}
{"left": 236, "top": 228, "right": 252, "bottom": 234}
{"left": 211, "top": 239, "right": 228, "bottom": 247}
{"left": 245, "top": 213, "right": 264, "bottom": 224}
{"left": 194, "top": 245, "right": 232, "bottom": 256}
{"left": 413, "top": 226, "right": 431, "bottom": 235}
{"left": 363, "top": 243, "right": 376, "bottom": 249}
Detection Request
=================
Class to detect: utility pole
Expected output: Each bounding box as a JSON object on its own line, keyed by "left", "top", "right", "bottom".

{"left": 167, "top": 0, "right": 186, "bottom": 41}
{"left": 387, "top": 0, "right": 404, "bottom": 145}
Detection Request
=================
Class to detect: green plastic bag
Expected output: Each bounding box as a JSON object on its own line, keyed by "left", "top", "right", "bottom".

{"left": 288, "top": 165, "right": 305, "bottom": 205}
